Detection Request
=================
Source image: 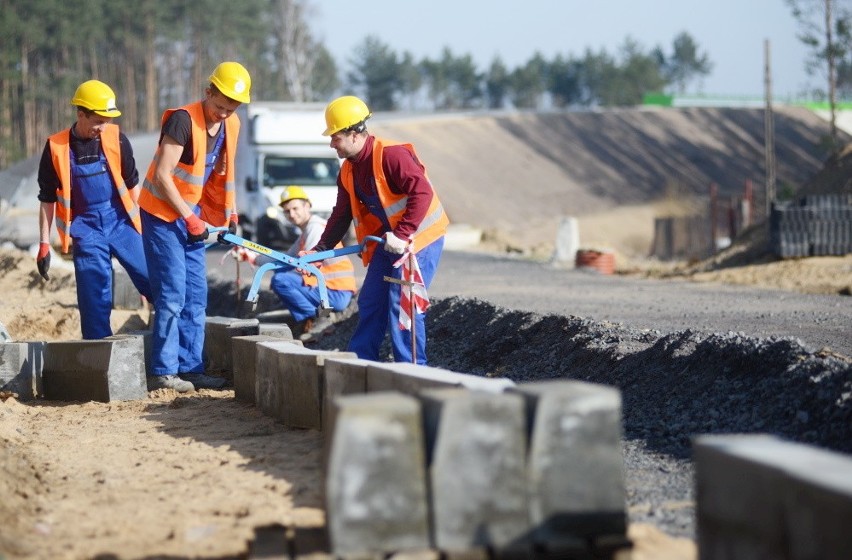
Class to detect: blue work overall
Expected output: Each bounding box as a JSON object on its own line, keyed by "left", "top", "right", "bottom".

{"left": 347, "top": 188, "right": 443, "bottom": 364}
{"left": 69, "top": 149, "right": 150, "bottom": 339}
{"left": 142, "top": 130, "right": 224, "bottom": 376}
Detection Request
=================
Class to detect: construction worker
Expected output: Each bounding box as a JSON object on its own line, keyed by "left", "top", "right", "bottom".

{"left": 138, "top": 61, "right": 250, "bottom": 392}
{"left": 309, "top": 95, "right": 449, "bottom": 364}
{"left": 270, "top": 186, "right": 356, "bottom": 341}
{"left": 36, "top": 79, "right": 151, "bottom": 340}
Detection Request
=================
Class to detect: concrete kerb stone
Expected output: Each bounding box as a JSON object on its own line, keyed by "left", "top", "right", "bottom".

{"left": 366, "top": 361, "right": 514, "bottom": 395}
{"left": 322, "top": 357, "right": 372, "bottom": 441}
{"left": 419, "top": 388, "right": 531, "bottom": 553}
{"left": 42, "top": 336, "right": 147, "bottom": 402}
{"left": 0, "top": 341, "right": 45, "bottom": 400}
{"left": 254, "top": 341, "right": 356, "bottom": 430}
{"left": 694, "top": 434, "right": 852, "bottom": 560}
{"left": 232, "top": 335, "right": 288, "bottom": 403}
{"left": 112, "top": 259, "right": 144, "bottom": 310}
{"left": 115, "top": 331, "right": 152, "bottom": 376}
{"left": 204, "top": 316, "right": 260, "bottom": 380}
{"left": 510, "top": 380, "right": 627, "bottom": 548}
{"left": 326, "top": 392, "right": 431, "bottom": 556}
{"left": 258, "top": 323, "right": 294, "bottom": 339}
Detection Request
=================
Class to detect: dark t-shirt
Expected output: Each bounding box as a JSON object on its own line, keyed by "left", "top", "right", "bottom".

{"left": 37, "top": 125, "right": 139, "bottom": 203}
{"left": 161, "top": 109, "right": 223, "bottom": 165}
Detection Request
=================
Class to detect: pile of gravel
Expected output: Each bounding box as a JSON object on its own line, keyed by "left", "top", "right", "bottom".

{"left": 208, "top": 278, "right": 852, "bottom": 538}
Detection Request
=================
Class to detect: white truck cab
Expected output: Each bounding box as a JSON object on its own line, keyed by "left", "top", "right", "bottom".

{"left": 234, "top": 102, "right": 341, "bottom": 249}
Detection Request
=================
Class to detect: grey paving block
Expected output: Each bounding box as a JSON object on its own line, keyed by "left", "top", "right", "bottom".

{"left": 694, "top": 434, "right": 852, "bottom": 560}
{"left": 323, "top": 357, "right": 371, "bottom": 440}
{"left": 258, "top": 323, "right": 294, "bottom": 339}
{"left": 42, "top": 337, "right": 147, "bottom": 402}
{"left": 116, "top": 331, "right": 152, "bottom": 375}
{"left": 511, "top": 380, "right": 626, "bottom": 545}
{"left": 254, "top": 341, "right": 355, "bottom": 429}
{"left": 420, "top": 388, "right": 530, "bottom": 551}
{"left": 256, "top": 340, "right": 305, "bottom": 417}
{"left": 204, "top": 316, "right": 260, "bottom": 379}
{"left": 232, "top": 335, "right": 283, "bottom": 403}
{"left": 0, "top": 341, "right": 45, "bottom": 400}
{"left": 282, "top": 348, "right": 357, "bottom": 431}
{"left": 326, "top": 393, "right": 430, "bottom": 556}
{"left": 112, "top": 260, "right": 143, "bottom": 310}
{"left": 366, "top": 362, "right": 513, "bottom": 395}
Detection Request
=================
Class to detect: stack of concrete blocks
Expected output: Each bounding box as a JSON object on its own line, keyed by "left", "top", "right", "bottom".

{"left": 322, "top": 358, "right": 629, "bottom": 558}
{"left": 0, "top": 341, "right": 45, "bottom": 400}
{"left": 254, "top": 341, "right": 357, "bottom": 430}
{"left": 695, "top": 434, "right": 852, "bottom": 560}
{"left": 41, "top": 335, "right": 147, "bottom": 402}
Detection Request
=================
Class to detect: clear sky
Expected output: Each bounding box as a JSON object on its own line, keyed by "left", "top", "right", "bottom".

{"left": 313, "top": 0, "right": 818, "bottom": 100}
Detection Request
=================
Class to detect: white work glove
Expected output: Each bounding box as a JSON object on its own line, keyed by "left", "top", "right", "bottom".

{"left": 383, "top": 231, "right": 408, "bottom": 254}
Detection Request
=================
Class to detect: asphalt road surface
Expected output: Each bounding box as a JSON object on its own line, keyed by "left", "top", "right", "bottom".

{"left": 427, "top": 251, "right": 851, "bottom": 358}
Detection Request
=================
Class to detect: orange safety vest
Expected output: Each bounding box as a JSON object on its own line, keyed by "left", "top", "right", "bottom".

{"left": 299, "top": 235, "right": 356, "bottom": 292}
{"left": 47, "top": 124, "right": 141, "bottom": 254}
{"left": 138, "top": 101, "right": 239, "bottom": 226}
{"left": 340, "top": 138, "right": 449, "bottom": 265}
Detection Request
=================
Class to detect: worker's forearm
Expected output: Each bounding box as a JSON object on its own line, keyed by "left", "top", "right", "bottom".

{"left": 38, "top": 202, "right": 55, "bottom": 243}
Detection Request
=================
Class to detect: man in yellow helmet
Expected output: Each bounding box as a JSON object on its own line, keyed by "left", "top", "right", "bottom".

{"left": 36, "top": 79, "right": 151, "bottom": 340}
{"left": 137, "top": 61, "right": 250, "bottom": 392}
{"left": 309, "top": 95, "right": 449, "bottom": 364}
{"left": 266, "top": 186, "right": 356, "bottom": 342}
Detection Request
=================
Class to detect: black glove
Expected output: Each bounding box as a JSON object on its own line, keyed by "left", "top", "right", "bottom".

{"left": 36, "top": 242, "right": 51, "bottom": 281}
{"left": 218, "top": 217, "right": 238, "bottom": 245}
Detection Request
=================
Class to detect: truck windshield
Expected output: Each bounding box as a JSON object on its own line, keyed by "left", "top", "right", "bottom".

{"left": 263, "top": 156, "right": 340, "bottom": 187}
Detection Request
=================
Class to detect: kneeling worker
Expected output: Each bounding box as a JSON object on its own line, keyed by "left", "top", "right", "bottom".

{"left": 263, "top": 187, "right": 356, "bottom": 341}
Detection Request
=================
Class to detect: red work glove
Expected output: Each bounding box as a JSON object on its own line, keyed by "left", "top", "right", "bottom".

{"left": 184, "top": 214, "right": 209, "bottom": 244}
{"left": 36, "top": 242, "right": 51, "bottom": 281}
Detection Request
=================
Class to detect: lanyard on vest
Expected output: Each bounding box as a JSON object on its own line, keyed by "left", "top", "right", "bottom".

{"left": 203, "top": 127, "right": 226, "bottom": 186}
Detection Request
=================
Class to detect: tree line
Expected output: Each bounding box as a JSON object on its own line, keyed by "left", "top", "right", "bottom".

{"left": 4, "top": 0, "right": 846, "bottom": 167}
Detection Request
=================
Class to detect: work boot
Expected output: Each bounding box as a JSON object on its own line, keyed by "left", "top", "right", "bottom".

{"left": 147, "top": 374, "right": 194, "bottom": 393}
{"left": 299, "top": 315, "right": 335, "bottom": 343}
{"left": 178, "top": 373, "right": 228, "bottom": 390}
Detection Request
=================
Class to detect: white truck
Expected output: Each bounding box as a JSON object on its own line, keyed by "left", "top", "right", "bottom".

{"left": 234, "top": 102, "right": 341, "bottom": 249}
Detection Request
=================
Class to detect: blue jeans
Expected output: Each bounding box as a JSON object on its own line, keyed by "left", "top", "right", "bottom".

{"left": 348, "top": 237, "right": 444, "bottom": 364}
{"left": 141, "top": 209, "right": 207, "bottom": 376}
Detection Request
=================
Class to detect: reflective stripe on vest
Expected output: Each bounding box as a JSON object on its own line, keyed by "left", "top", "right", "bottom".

{"left": 340, "top": 137, "right": 449, "bottom": 265}
{"left": 48, "top": 124, "right": 141, "bottom": 253}
{"left": 138, "top": 101, "right": 239, "bottom": 226}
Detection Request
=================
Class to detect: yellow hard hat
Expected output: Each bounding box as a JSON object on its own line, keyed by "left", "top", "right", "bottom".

{"left": 279, "top": 186, "right": 310, "bottom": 206}
{"left": 323, "top": 95, "right": 371, "bottom": 136}
{"left": 70, "top": 80, "right": 121, "bottom": 117}
{"left": 209, "top": 61, "right": 251, "bottom": 103}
